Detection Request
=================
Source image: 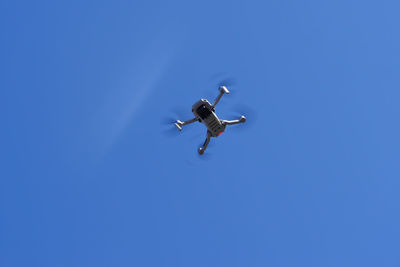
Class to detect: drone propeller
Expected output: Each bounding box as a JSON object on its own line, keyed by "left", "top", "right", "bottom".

{"left": 160, "top": 115, "right": 181, "bottom": 137}
{"left": 161, "top": 105, "right": 198, "bottom": 137}
{"left": 196, "top": 148, "right": 213, "bottom": 161}
{"left": 209, "top": 72, "right": 236, "bottom": 86}
{"left": 202, "top": 74, "right": 238, "bottom": 101}
{"left": 161, "top": 126, "right": 180, "bottom": 137}
{"left": 214, "top": 76, "right": 237, "bottom": 95}
{"left": 217, "top": 78, "right": 236, "bottom": 88}
{"left": 161, "top": 106, "right": 189, "bottom": 125}
{"left": 161, "top": 116, "right": 177, "bottom": 125}
{"left": 217, "top": 78, "right": 240, "bottom": 101}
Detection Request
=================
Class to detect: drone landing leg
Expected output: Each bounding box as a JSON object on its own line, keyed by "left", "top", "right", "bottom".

{"left": 198, "top": 131, "right": 212, "bottom": 155}
{"left": 175, "top": 118, "right": 197, "bottom": 131}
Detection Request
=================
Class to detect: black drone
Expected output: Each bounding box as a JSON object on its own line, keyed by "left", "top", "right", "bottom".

{"left": 173, "top": 85, "right": 246, "bottom": 155}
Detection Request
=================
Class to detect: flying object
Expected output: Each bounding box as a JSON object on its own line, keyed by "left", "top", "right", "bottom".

{"left": 174, "top": 85, "right": 246, "bottom": 155}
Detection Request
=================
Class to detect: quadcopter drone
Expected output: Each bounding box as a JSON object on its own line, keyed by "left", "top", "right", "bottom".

{"left": 174, "top": 85, "right": 246, "bottom": 155}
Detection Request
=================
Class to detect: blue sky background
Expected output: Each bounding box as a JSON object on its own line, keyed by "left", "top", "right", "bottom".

{"left": 1, "top": 0, "right": 400, "bottom": 266}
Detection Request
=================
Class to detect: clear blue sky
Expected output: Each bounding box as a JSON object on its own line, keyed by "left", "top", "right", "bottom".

{"left": 1, "top": 0, "right": 400, "bottom": 266}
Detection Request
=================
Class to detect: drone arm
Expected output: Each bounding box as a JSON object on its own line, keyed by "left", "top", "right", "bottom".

{"left": 221, "top": 116, "right": 246, "bottom": 126}
{"left": 212, "top": 86, "right": 230, "bottom": 108}
{"left": 221, "top": 120, "right": 241, "bottom": 125}
{"left": 182, "top": 117, "right": 197, "bottom": 125}
{"left": 198, "top": 131, "right": 212, "bottom": 155}
{"left": 175, "top": 117, "right": 197, "bottom": 131}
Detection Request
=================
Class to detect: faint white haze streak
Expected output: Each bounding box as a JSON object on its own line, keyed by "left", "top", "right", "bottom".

{"left": 109, "top": 59, "right": 169, "bottom": 147}
{"left": 94, "top": 34, "right": 176, "bottom": 158}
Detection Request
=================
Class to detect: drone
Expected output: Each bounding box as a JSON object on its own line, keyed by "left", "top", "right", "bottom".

{"left": 174, "top": 85, "right": 246, "bottom": 155}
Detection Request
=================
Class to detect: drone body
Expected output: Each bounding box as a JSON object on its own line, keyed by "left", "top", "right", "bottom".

{"left": 174, "top": 85, "right": 246, "bottom": 155}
